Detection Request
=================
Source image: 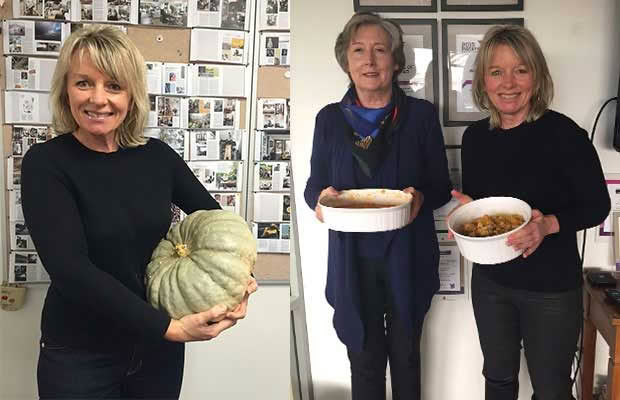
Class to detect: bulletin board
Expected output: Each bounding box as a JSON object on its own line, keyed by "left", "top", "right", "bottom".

{"left": 1, "top": 0, "right": 292, "bottom": 284}
{"left": 257, "top": 66, "right": 290, "bottom": 99}
{"left": 127, "top": 26, "right": 191, "bottom": 63}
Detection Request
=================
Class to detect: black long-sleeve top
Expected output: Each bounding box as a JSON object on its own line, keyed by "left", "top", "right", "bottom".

{"left": 461, "top": 110, "right": 610, "bottom": 292}
{"left": 21, "top": 133, "right": 220, "bottom": 350}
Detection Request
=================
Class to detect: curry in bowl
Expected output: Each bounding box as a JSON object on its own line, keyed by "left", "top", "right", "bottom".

{"left": 458, "top": 213, "right": 525, "bottom": 238}
{"left": 446, "top": 196, "right": 531, "bottom": 264}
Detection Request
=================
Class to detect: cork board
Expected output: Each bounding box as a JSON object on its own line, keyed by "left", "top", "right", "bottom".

{"left": 3, "top": 125, "right": 12, "bottom": 158}
{"left": 253, "top": 253, "right": 289, "bottom": 283}
{"left": 238, "top": 99, "right": 246, "bottom": 129}
{"left": 127, "top": 26, "right": 191, "bottom": 63}
{"left": 0, "top": 0, "right": 14, "bottom": 19}
{"left": 257, "top": 66, "right": 290, "bottom": 99}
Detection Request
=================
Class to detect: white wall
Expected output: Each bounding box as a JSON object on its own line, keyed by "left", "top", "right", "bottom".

{"left": 290, "top": 1, "right": 620, "bottom": 399}
{"left": 0, "top": 284, "right": 289, "bottom": 400}
{"left": 181, "top": 284, "right": 289, "bottom": 399}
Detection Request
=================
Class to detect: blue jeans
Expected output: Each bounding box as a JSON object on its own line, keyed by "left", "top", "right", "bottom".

{"left": 37, "top": 337, "right": 184, "bottom": 399}
{"left": 347, "top": 257, "right": 424, "bottom": 400}
{"left": 472, "top": 267, "right": 581, "bottom": 400}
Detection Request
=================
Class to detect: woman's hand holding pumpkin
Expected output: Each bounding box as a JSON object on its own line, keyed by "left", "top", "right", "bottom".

{"left": 226, "top": 277, "right": 258, "bottom": 320}
{"left": 315, "top": 186, "right": 340, "bottom": 222}
{"left": 164, "top": 277, "right": 258, "bottom": 342}
{"left": 446, "top": 190, "right": 473, "bottom": 240}
{"left": 403, "top": 187, "right": 424, "bottom": 224}
{"left": 165, "top": 304, "right": 236, "bottom": 342}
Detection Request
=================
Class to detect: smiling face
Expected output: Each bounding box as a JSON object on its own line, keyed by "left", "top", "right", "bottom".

{"left": 346, "top": 24, "right": 398, "bottom": 106}
{"left": 484, "top": 44, "right": 534, "bottom": 129}
{"left": 67, "top": 52, "right": 131, "bottom": 149}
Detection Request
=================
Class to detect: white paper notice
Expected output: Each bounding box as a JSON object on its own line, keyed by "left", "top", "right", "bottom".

{"left": 400, "top": 34, "right": 434, "bottom": 100}
{"left": 400, "top": 35, "right": 423, "bottom": 83}
{"left": 454, "top": 34, "right": 483, "bottom": 113}
{"left": 599, "top": 178, "right": 620, "bottom": 238}
{"left": 438, "top": 245, "right": 461, "bottom": 292}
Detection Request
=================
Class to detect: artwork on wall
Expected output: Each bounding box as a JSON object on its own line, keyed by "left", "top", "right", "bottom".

{"left": 353, "top": 0, "right": 437, "bottom": 13}
{"left": 259, "top": 0, "right": 290, "bottom": 30}
{"left": 260, "top": 32, "right": 290, "bottom": 66}
{"left": 441, "top": 0, "right": 523, "bottom": 12}
{"left": 393, "top": 18, "right": 439, "bottom": 106}
{"left": 441, "top": 18, "right": 524, "bottom": 127}
{"left": 3, "top": 20, "right": 71, "bottom": 56}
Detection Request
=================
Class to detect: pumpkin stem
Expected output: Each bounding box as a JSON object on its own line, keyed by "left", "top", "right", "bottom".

{"left": 174, "top": 244, "right": 190, "bottom": 257}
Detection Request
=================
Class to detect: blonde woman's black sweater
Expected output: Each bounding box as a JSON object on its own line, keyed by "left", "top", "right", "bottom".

{"left": 461, "top": 110, "right": 610, "bottom": 292}
{"left": 21, "top": 134, "right": 220, "bottom": 350}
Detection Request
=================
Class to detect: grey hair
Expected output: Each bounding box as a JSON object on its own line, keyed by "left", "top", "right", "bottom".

{"left": 472, "top": 24, "right": 554, "bottom": 129}
{"left": 334, "top": 12, "right": 405, "bottom": 85}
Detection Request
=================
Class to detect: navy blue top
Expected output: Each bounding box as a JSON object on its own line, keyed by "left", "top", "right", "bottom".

{"left": 462, "top": 110, "right": 611, "bottom": 291}
{"left": 304, "top": 97, "right": 452, "bottom": 351}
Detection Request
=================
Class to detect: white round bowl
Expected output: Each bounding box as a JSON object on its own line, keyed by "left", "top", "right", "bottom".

{"left": 447, "top": 196, "right": 532, "bottom": 265}
{"left": 319, "top": 189, "right": 412, "bottom": 232}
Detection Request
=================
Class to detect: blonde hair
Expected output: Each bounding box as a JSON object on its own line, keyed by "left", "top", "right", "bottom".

{"left": 472, "top": 25, "right": 554, "bottom": 129}
{"left": 334, "top": 12, "right": 405, "bottom": 85}
{"left": 49, "top": 25, "right": 149, "bottom": 148}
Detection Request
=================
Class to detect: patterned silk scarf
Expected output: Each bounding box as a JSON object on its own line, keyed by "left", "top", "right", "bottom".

{"left": 339, "top": 84, "right": 405, "bottom": 178}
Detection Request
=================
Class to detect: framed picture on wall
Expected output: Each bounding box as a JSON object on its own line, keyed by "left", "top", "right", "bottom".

{"left": 441, "top": 18, "right": 524, "bottom": 127}
{"left": 598, "top": 173, "right": 620, "bottom": 240}
{"left": 434, "top": 145, "right": 461, "bottom": 243}
{"left": 437, "top": 244, "right": 465, "bottom": 296}
{"left": 394, "top": 19, "right": 439, "bottom": 106}
{"left": 353, "top": 0, "right": 437, "bottom": 13}
{"left": 441, "top": 0, "right": 523, "bottom": 12}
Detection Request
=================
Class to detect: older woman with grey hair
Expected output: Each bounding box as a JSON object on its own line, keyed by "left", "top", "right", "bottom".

{"left": 21, "top": 25, "right": 256, "bottom": 399}
{"left": 450, "top": 25, "right": 609, "bottom": 399}
{"left": 304, "top": 12, "right": 452, "bottom": 400}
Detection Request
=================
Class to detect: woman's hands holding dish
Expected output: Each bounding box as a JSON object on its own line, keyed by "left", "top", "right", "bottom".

{"left": 446, "top": 190, "right": 473, "bottom": 240}
{"left": 506, "top": 210, "right": 559, "bottom": 258}
{"left": 315, "top": 186, "right": 340, "bottom": 222}
{"left": 402, "top": 187, "right": 424, "bottom": 224}
{"left": 447, "top": 190, "right": 559, "bottom": 258}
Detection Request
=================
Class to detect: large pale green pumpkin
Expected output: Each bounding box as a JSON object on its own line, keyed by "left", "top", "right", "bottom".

{"left": 146, "top": 209, "right": 256, "bottom": 319}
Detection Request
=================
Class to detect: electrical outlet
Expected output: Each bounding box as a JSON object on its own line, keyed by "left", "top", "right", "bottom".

{"left": 0, "top": 284, "right": 26, "bottom": 311}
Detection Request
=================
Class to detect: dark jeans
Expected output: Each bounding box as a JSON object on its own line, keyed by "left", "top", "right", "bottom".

{"left": 471, "top": 267, "right": 581, "bottom": 400}
{"left": 347, "top": 257, "right": 424, "bottom": 400}
{"left": 37, "top": 337, "right": 184, "bottom": 400}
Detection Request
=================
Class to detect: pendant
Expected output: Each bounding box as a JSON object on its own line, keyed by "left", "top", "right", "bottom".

{"left": 354, "top": 135, "right": 372, "bottom": 150}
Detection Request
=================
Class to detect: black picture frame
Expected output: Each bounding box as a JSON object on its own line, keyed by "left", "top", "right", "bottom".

{"left": 353, "top": 0, "right": 437, "bottom": 13}
{"left": 393, "top": 18, "right": 439, "bottom": 106}
{"left": 441, "top": 18, "right": 524, "bottom": 127}
{"left": 441, "top": 0, "right": 523, "bottom": 12}
{"left": 436, "top": 244, "right": 465, "bottom": 296}
{"left": 613, "top": 73, "right": 620, "bottom": 151}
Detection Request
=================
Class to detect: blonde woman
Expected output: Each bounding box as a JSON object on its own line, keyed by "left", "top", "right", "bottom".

{"left": 21, "top": 25, "right": 256, "bottom": 399}
{"left": 451, "top": 25, "right": 610, "bottom": 399}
